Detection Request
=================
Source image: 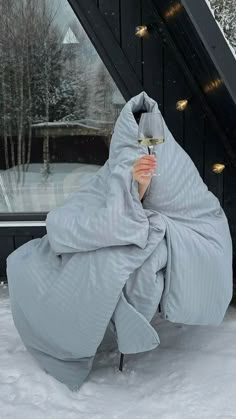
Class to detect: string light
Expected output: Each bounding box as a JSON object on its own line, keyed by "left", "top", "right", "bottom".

{"left": 212, "top": 163, "right": 225, "bottom": 174}
{"left": 176, "top": 99, "right": 188, "bottom": 111}
{"left": 135, "top": 25, "right": 149, "bottom": 38}
{"left": 165, "top": 3, "right": 183, "bottom": 18}
{"left": 133, "top": 19, "right": 229, "bottom": 177}
{"left": 204, "top": 78, "right": 223, "bottom": 93}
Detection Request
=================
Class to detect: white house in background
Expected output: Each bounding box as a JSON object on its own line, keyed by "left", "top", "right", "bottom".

{"left": 63, "top": 27, "right": 79, "bottom": 44}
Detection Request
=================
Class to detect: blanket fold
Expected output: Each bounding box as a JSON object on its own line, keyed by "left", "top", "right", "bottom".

{"left": 6, "top": 91, "right": 233, "bottom": 391}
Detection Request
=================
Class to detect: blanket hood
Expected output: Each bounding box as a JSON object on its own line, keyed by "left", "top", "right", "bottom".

{"left": 108, "top": 91, "right": 161, "bottom": 170}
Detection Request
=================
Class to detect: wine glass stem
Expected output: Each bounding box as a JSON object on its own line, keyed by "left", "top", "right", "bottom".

{"left": 148, "top": 145, "right": 153, "bottom": 155}
{"left": 148, "top": 145, "right": 158, "bottom": 176}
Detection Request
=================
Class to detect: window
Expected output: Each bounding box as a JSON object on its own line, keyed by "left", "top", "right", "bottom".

{"left": 0, "top": 0, "right": 125, "bottom": 213}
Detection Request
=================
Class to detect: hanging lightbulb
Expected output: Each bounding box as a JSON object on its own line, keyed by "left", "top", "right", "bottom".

{"left": 176, "top": 99, "right": 188, "bottom": 111}
{"left": 212, "top": 163, "right": 225, "bottom": 174}
{"left": 135, "top": 25, "right": 149, "bottom": 38}
{"left": 165, "top": 3, "right": 183, "bottom": 18}
{"left": 204, "top": 78, "right": 223, "bottom": 93}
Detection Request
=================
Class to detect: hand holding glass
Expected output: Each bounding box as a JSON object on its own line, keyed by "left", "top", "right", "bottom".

{"left": 138, "top": 112, "right": 165, "bottom": 176}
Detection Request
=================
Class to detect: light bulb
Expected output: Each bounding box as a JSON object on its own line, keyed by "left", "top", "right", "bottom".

{"left": 135, "top": 25, "right": 148, "bottom": 38}
{"left": 165, "top": 3, "right": 183, "bottom": 18}
{"left": 212, "top": 163, "right": 225, "bottom": 174}
{"left": 204, "top": 78, "right": 223, "bottom": 93}
{"left": 176, "top": 99, "right": 188, "bottom": 111}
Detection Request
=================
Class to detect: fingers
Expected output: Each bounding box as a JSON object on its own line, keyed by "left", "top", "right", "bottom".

{"left": 134, "top": 155, "right": 156, "bottom": 166}
{"left": 135, "top": 162, "right": 156, "bottom": 169}
{"left": 132, "top": 156, "right": 157, "bottom": 187}
{"left": 136, "top": 155, "right": 156, "bottom": 163}
{"left": 135, "top": 167, "right": 155, "bottom": 174}
{"left": 133, "top": 156, "right": 157, "bottom": 172}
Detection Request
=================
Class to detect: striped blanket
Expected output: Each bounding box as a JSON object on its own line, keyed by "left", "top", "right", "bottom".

{"left": 6, "top": 92, "right": 233, "bottom": 391}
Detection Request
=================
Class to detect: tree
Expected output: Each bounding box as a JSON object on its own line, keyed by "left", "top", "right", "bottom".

{"left": 0, "top": 0, "right": 122, "bottom": 185}
{"left": 0, "top": 0, "right": 88, "bottom": 182}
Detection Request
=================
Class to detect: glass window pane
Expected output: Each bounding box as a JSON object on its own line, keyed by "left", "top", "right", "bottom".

{"left": 0, "top": 0, "right": 125, "bottom": 214}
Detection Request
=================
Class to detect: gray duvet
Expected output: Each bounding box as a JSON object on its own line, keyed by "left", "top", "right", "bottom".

{"left": 6, "top": 92, "right": 233, "bottom": 391}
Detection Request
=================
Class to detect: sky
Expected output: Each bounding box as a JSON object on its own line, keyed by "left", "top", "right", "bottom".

{"left": 47, "top": 0, "right": 76, "bottom": 32}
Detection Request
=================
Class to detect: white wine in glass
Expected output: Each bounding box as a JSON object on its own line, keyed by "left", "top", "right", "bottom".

{"left": 138, "top": 112, "right": 165, "bottom": 176}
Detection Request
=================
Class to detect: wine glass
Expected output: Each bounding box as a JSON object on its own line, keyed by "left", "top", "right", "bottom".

{"left": 138, "top": 112, "right": 165, "bottom": 176}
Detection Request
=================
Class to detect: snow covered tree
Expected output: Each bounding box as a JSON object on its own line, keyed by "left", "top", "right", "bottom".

{"left": 0, "top": 0, "right": 123, "bottom": 183}
{"left": 0, "top": 0, "right": 88, "bottom": 178}
{"left": 0, "top": 0, "right": 63, "bottom": 178}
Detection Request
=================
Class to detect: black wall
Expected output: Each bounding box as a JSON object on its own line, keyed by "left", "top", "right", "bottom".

{"left": 1, "top": 0, "right": 236, "bottom": 296}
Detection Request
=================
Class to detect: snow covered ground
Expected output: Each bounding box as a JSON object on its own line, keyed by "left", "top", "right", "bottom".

{"left": 1, "top": 284, "right": 236, "bottom": 419}
{"left": 0, "top": 163, "right": 101, "bottom": 213}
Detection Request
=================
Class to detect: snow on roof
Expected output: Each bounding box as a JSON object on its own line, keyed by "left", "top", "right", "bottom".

{"left": 205, "top": 0, "right": 236, "bottom": 60}
{"left": 63, "top": 27, "right": 79, "bottom": 44}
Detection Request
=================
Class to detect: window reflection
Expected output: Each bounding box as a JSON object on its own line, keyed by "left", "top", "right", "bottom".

{"left": 0, "top": 0, "right": 125, "bottom": 213}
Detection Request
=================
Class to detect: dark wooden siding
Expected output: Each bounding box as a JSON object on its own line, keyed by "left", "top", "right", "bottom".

{"left": 1, "top": 0, "right": 235, "bottom": 295}
{"left": 92, "top": 0, "right": 236, "bottom": 294}
{"left": 0, "top": 227, "right": 46, "bottom": 282}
